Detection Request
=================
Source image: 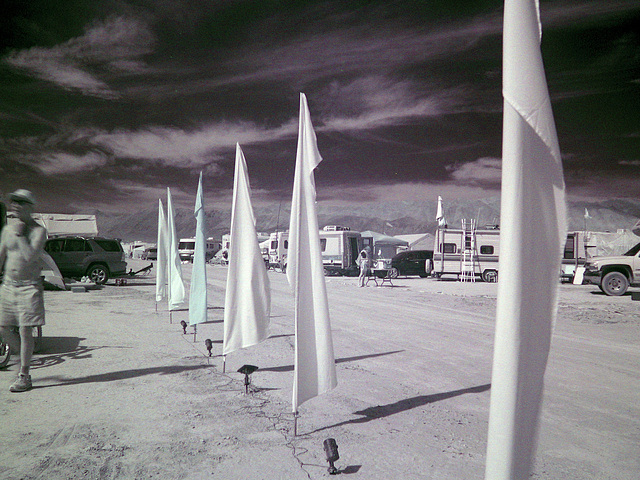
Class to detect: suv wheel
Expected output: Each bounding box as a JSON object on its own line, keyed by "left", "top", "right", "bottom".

{"left": 601, "top": 271, "right": 629, "bottom": 296}
{"left": 87, "top": 264, "right": 110, "bottom": 285}
{"left": 389, "top": 267, "right": 399, "bottom": 279}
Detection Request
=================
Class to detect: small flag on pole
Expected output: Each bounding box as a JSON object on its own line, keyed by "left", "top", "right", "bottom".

{"left": 287, "top": 93, "right": 337, "bottom": 416}
{"left": 436, "top": 195, "right": 447, "bottom": 227}
{"left": 485, "top": 0, "right": 567, "bottom": 478}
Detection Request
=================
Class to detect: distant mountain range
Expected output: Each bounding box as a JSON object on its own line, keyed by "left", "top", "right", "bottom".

{"left": 92, "top": 197, "right": 640, "bottom": 244}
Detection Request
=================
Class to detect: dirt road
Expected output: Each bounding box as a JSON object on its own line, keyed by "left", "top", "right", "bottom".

{"left": 1, "top": 262, "right": 638, "bottom": 479}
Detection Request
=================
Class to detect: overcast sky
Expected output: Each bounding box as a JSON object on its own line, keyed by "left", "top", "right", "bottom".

{"left": 1, "top": 0, "right": 638, "bottom": 213}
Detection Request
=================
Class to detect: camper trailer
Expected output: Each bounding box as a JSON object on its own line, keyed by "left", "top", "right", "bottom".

{"left": 268, "top": 231, "right": 289, "bottom": 269}
{"left": 267, "top": 228, "right": 363, "bottom": 276}
{"left": 319, "top": 228, "right": 362, "bottom": 276}
{"left": 178, "top": 237, "right": 219, "bottom": 262}
{"left": 433, "top": 224, "right": 501, "bottom": 282}
{"left": 434, "top": 224, "right": 599, "bottom": 283}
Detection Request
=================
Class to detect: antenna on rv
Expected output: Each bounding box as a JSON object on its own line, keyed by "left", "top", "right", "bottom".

{"left": 275, "top": 201, "right": 282, "bottom": 233}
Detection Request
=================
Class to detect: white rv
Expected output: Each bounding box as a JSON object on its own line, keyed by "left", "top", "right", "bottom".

{"left": 434, "top": 226, "right": 607, "bottom": 283}
{"left": 432, "top": 225, "right": 501, "bottom": 282}
{"left": 319, "top": 228, "right": 362, "bottom": 276}
{"left": 267, "top": 227, "right": 363, "bottom": 276}
{"left": 268, "top": 231, "right": 289, "bottom": 269}
{"left": 178, "top": 237, "right": 219, "bottom": 262}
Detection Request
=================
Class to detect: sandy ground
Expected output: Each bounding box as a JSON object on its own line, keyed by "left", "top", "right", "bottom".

{"left": 1, "top": 259, "right": 639, "bottom": 480}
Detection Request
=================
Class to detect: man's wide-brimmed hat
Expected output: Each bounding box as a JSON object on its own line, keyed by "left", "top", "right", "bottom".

{"left": 8, "top": 189, "right": 36, "bottom": 205}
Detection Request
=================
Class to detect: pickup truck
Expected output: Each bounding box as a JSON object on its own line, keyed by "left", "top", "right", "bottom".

{"left": 583, "top": 241, "right": 640, "bottom": 296}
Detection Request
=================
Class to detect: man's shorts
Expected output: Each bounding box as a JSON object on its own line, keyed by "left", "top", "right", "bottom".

{"left": 0, "top": 281, "right": 46, "bottom": 328}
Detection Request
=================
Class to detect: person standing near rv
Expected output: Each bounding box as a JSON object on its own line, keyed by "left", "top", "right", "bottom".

{"left": 357, "top": 246, "right": 371, "bottom": 287}
{"left": 0, "top": 189, "right": 47, "bottom": 392}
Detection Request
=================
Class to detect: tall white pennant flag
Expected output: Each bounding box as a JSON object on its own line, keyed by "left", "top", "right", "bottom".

{"left": 485, "top": 1, "right": 567, "bottom": 479}
{"left": 287, "top": 93, "right": 337, "bottom": 413}
{"left": 166, "top": 187, "right": 186, "bottom": 311}
{"left": 189, "top": 173, "right": 208, "bottom": 325}
{"left": 223, "top": 144, "right": 271, "bottom": 355}
{"left": 155, "top": 199, "right": 168, "bottom": 302}
{"left": 584, "top": 208, "right": 591, "bottom": 219}
{"left": 436, "top": 195, "right": 446, "bottom": 227}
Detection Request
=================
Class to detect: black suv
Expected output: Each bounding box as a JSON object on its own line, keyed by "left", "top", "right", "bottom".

{"left": 389, "top": 250, "right": 434, "bottom": 278}
{"left": 44, "top": 236, "right": 127, "bottom": 285}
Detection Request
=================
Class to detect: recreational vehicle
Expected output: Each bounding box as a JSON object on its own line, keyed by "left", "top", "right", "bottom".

{"left": 178, "top": 237, "right": 219, "bottom": 262}
{"left": 319, "top": 228, "right": 362, "bottom": 276}
{"left": 268, "top": 231, "right": 289, "bottom": 269}
{"left": 433, "top": 224, "right": 501, "bottom": 282}
{"left": 433, "top": 224, "right": 606, "bottom": 283}
{"left": 267, "top": 227, "right": 364, "bottom": 276}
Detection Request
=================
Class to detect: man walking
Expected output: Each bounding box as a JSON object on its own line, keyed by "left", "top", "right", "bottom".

{"left": 0, "top": 189, "right": 47, "bottom": 392}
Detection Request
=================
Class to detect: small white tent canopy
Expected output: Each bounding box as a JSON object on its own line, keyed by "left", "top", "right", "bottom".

{"left": 360, "top": 230, "right": 408, "bottom": 259}
{"left": 394, "top": 233, "right": 435, "bottom": 251}
{"left": 33, "top": 213, "right": 98, "bottom": 237}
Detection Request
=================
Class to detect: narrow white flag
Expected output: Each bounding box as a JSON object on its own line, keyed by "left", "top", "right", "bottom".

{"left": 167, "top": 187, "right": 186, "bottom": 311}
{"left": 287, "top": 93, "right": 337, "bottom": 413}
{"left": 436, "top": 195, "right": 446, "bottom": 227}
{"left": 155, "top": 199, "right": 168, "bottom": 302}
{"left": 485, "top": 1, "right": 567, "bottom": 479}
{"left": 189, "top": 172, "right": 208, "bottom": 325}
{"left": 223, "top": 144, "right": 271, "bottom": 355}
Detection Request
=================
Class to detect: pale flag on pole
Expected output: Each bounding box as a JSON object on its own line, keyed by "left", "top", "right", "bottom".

{"left": 485, "top": 1, "right": 567, "bottom": 479}
{"left": 436, "top": 195, "right": 447, "bottom": 227}
{"left": 223, "top": 144, "right": 271, "bottom": 355}
{"left": 155, "top": 199, "right": 168, "bottom": 302}
{"left": 189, "top": 173, "right": 208, "bottom": 326}
{"left": 167, "top": 187, "right": 186, "bottom": 311}
{"left": 287, "top": 93, "right": 337, "bottom": 414}
{"left": 584, "top": 208, "right": 591, "bottom": 219}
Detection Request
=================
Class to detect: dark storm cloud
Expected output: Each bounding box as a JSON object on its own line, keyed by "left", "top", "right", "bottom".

{"left": 0, "top": 0, "right": 638, "bottom": 212}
